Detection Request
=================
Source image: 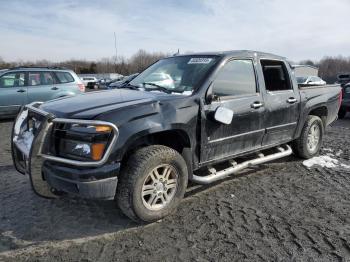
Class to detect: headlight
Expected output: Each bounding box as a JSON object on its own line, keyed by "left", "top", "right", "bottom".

{"left": 53, "top": 123, "right": 113, "bottom": 161}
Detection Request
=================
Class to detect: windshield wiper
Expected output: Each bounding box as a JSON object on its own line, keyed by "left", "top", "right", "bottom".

{"left": 119, "top": 84, "right": 140, "bottom": 90}
{"left": 142, "top": 82, "right": 171, "bottom": 94}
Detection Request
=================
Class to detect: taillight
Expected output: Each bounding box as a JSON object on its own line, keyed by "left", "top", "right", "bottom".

{"left": 78, "top": 83, "right": 85, "bottom": 92}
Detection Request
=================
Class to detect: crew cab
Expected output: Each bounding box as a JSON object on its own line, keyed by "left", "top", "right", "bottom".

{"left": 11, "top": 51, "right": 341, "bottom": 222}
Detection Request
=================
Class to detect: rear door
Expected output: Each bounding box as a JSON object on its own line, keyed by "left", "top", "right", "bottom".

{"left": 200, "top": 58, "right": 266, "bottom": 163}
{"left": 0, "top": 72, "right": 27, "bottom": 117}
{"left": 27, "top": 71, "right": 58, "bottom": 102}
{"left": 259, "top": 59, "right": 300, "bottom": 146}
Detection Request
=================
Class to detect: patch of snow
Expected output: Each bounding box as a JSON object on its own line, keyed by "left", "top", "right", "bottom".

{"left": 303, "top": 155, "right": 350, "bottom": 169}
{"left": 341, "top": 163, "right": 350, "bottom": 169}
{"left": 303, "top": 155, "right": 339, "bottom": 168}
{"left": 336, "top": 150, "right": 343, "bottom": 156}
{"left": 322, "top": 148, "right": 333, "bottom": 152}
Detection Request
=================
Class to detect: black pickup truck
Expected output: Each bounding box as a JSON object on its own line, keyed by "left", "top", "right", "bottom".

{"left": 12, "top": 51, "right": 341, "bottom": 222}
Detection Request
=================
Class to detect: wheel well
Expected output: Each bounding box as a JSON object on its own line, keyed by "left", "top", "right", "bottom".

{"left": 309, "top": 106, "right": 327, "bottom": 126}
{"left": 121, "top": 130, "right": 191, "bottom": 165}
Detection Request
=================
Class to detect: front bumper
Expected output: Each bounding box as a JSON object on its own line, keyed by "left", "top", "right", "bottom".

{"left": 43, "top": 162, "right": 120, "bottom": 199}
{"left": 11, "top": 102, "right": 120, "bottom": 200}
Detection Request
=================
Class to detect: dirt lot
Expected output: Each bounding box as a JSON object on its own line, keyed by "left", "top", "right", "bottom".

{"left": 1, "top": 117, "right": 350, "bottom": 261}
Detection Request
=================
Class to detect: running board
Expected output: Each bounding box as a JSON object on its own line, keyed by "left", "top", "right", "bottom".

{"left": 191, "top": 145, "right": 292, "bottom": 185}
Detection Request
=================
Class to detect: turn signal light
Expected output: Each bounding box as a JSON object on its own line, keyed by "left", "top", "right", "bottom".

{"left": 95, "top": 125, "right": 112, "bottom": 133}
{"left": 91, "top": 143, "right": 106, "bottom": 161}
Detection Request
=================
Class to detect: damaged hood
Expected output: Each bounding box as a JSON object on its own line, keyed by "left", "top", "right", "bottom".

{"left": 40, "top": 89, "right": 167, "bottom": 119}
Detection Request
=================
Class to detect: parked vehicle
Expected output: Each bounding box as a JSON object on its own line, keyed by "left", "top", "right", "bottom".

{"left": 81, "top": 76, "right": 98, "bottom": 88}
{"left": 335, "top": 74, "right": 350, "bottom": 119}
{"left": 296, "top": 76, "right": 326, "bottom": 86}
{"left": 94, "top": 78, "right": 112, "bottom": 89}
{"left": 12, "top": 51, "right": 341, "bottom": 223}
{"left": 0, "top": 67, "right": 84, "bottom": 119}
{"left": 339, "top": 83, "right": 350, "bottom": 119}
{"left": 108, "top": 73, "right": 139, "bottom": 89}
{"left": 336, "top": 74, "right": 350, "bottom": 86}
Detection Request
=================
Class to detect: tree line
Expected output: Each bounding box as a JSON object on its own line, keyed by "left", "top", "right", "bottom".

{"left": 0, "top": 49, "right": 168, "bottom": 76}
{"left": 1, "top": 50, "right": 350, "bottom": 83}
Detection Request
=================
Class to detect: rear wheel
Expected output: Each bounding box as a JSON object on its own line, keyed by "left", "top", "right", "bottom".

{"left": 292, "top": 115, "right": 324, "bottom": 159}
{"left": 116, "top": 145, "right": 188, "bottom": 223}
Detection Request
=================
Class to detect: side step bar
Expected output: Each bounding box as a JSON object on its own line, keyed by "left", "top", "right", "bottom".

{"left": 191, "top": 145, "right": 292, "bottom": 185}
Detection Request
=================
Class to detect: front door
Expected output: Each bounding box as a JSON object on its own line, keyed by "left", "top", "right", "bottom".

{"left": 259, "top": 59, "right": 300, "bottom": 146}
{"left": 200, "top": 59, "right": 265, "bottom": 164}
{"left": 0, "top": 72, "right": 27, "bottom": 117}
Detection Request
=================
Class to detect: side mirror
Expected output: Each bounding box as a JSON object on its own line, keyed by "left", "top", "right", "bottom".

{"left": 214, "top": 106, "right": 234, "bottom": 125}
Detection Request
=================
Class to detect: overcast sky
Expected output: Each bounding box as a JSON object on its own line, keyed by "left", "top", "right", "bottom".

{"left": 0, "top": 0, "right": 349, "bottom": 62}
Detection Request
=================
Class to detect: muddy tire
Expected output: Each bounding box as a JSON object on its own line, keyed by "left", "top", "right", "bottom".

{"left": 116, "top": 145, "right": 188, "bottom": 223}
{"left": 338, "top": 107, "right": 346, "bottom": 119}
{"left": 292, "top": 115, "right": 324, "bottom": 159}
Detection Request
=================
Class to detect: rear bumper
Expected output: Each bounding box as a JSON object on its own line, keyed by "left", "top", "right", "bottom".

{"left": 43, "top": 162, "right": 120, "bottom": 200}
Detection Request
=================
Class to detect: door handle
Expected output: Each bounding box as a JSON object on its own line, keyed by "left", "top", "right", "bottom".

{"left": 287, "top": 97, "right": 297, "bottom": 104}
{"left": 251, "top": 101, "right": 263, "bottom": 109}
{"left": 17, "top": 89, "right": 26, "bottom": 93}
{"left": 51, "top": 87, "right": 59, "bottom": 90}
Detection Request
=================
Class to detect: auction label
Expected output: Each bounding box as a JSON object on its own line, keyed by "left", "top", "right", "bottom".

{"left": 188, "top": 58, "right": 213, "bottom": 64}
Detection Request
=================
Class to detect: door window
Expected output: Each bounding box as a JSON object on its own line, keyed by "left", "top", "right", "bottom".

{"left": 28, "top": 72, "right": 42, "bottom": 86}
{"left": 260, "top": 60, "right": 292, "bottom": 91}
{"left": 212, "top": 59, "right": 257, "bottom": 98}
{"left": 0, "top": 72, "right": 25, "bottom": 88}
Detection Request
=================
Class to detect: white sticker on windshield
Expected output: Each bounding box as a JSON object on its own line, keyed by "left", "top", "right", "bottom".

{"left": 188, "top": 58, "right": 213, "bottom": 64}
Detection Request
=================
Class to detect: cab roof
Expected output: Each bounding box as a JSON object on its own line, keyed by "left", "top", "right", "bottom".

{"left": 173, "top": 50, "right": 286, "bottom": 60}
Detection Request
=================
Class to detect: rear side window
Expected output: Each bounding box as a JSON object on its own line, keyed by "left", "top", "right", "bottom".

{"left": 55, "top": 72, "right": 75, "bottom": 83}
{"left": 28, "top": 72, "right": 41, "bottom": 86}
{"left": 261, "top": 60, "right": 291, "bottom": 91}
{"left": 42, "top": 72, "right": 55, "bottom": 85}
{"left": 28, "top": 72, "right": 57, "bottom": 86}
{"left": 212, "top": 59, "right": 257, "bottom": 98}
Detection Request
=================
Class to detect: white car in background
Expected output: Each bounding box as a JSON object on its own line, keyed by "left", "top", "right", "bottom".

{"left": 296, "top": 76, "right": 326, "bottom": 86}
{"left": 80, "top": 76, "right": 98, "bottom": 87}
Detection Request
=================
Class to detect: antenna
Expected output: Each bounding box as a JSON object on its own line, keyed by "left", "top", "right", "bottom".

{"left": 114, "top": 32, "right": 118, "bottom": 71}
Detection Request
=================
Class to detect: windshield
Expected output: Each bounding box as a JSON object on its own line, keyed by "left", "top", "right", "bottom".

{"left": 129, "top": 55, "right": 220, "bottom": 94}
{"left": 296, "top": 76, "right": 308, "bottom": 84}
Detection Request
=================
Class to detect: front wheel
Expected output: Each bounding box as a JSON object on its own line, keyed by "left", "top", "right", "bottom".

{"left": 116, "top": 145, "right": 188, "bottom": 223}
{"left": 292, "top": 115, "right": 324, "bottom": 159}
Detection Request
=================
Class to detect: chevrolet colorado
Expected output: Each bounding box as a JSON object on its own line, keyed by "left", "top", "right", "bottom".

{"left": 12, "top": 51, "right": 342, "bottom": 222}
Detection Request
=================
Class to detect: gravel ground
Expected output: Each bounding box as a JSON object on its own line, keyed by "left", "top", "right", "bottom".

{"left": 1, "top": 116, "right": 350, "bottom": 261}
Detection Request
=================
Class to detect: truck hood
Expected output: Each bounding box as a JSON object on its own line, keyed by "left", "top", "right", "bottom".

{"left": 40, "top": 89, "right": 166, "bottom": 119}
